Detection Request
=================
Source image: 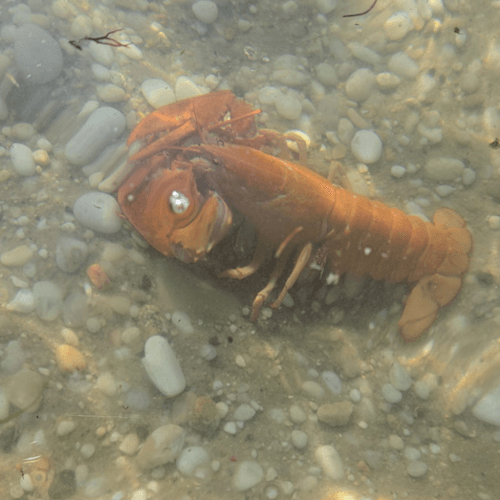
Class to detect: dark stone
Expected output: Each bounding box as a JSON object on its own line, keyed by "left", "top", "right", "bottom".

{"left": 48, "top": 469, "right": 76, "bottom": 499}
{"left": 0, "top": 426, "right": 19, "bottom": 452}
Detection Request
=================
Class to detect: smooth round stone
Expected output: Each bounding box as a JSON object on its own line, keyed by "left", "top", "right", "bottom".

{"left": 171, "top": 311, "right": 194, "bottom": 334}
{"left": 435, "top": 185, "right": 455, "bottom": 197}
{"left": 174, "top": 76, "right": 202, "bottom": 101}
{"left": 258, "top": 86, "right": 280, "bottom": 105}
{"left": 0, "top": 341, "right": 26, "bottom": 374}
{"left": 6, "top": 289, "right": 35, "bottom": 314}
{"left": 73, "top": 192, "right": 122, "bottom": 234}
{"left": 97, "top": 84, "right": 126, "bottom": 103}
{"left": 10, "top": 143, "right": 36, "bottom": 176}
{"left": 275, "top": 94, "right": 302, "bottom": 120}
{"left": 80, "top": 443, "right": 96, "bottom": 459}
{"left": 33, "top": 281, "right": 63, "bottom": 321}
{"left": 389, "top": 362, "right": 413, "bottom": 391}
{"left": 382, "top": 383, "right": 403, "bottom": 404}
{"left": 70, "top": 15, "right": 92, "bottom": 38}
{"left": 5, "top": 369, "right": 43, "bottom": 411}
{"left": 137, "top": 424, "right": 186, "bottom": 469}
{"left": 119, "top": 433, "right": 140, "bottom": 455}
{"left": 55, "top": 237, "right": 88, "bottom": 273}
{"left": 388, "top": 52, "right": 419, "bottom": 79}
{"left": 345, "top": 68, "right": 376, "bottom": 101}
{"left": 63, "top": 291, "right": 88, "bottom": 328}
{"left": 65, "top": 107, "right": 126, "bottom": 166}
{"left": 473, "top": 385, "right": 500, "bottom": 426}
{"left": 233, "top": 403, "right": 256, "bottom": 421}
{"left": 14, "top": 24, "right": 63, "bottom": 85}
{"left": 391, "top": 165, "right": 406, "bottom": 178}
{"left": 321, "top": 371, "right": 342, "bottom": 394}
{"left": 141, "top": 79, "right": 176, "bottom": 109}
{"left": 384, "top": 12, "right": 413, "bottom": 41}
{"left": 315, "top": 63, "right": 337, "bottom": 86}
{"left": 351, "top": 130, "right": 383, "bottom": 163}
{"left": 12, "top": 123, "right": 36, "bottom": 141}
{"left": 407, "top": 460, "right": 428, "bottom": 478}
{"left": 423, "top": 157, "right": 465, "bottom": 182}
{"left": 462, "top": 168, "right": 476, "bottom": 186}
{"left": 57, "top": 420, "right": 76, "bottom": 437}
{"left": 96, "top": 372, "right": 117, "bottom": 396}
{"left": 301, "top": 380, "right": 325, "bottom": 400}
{"left": 314, "top": 445, "right": 344, "bottom": 480}
{"left": 142, "top": 335, "right": 186, "bottom": 397}
{"left": 291, "top": 430, "right": 308, "bottom": 449}
{"left": 232, "top": 461, "right": 264, "bottom": 491}
{"left": 89, "top": 43, "right": 114, "bottom": 66}
{"left": 176, "top": 446, "right": 209, "bottom": 476}
{"left": 192, "top": 1, "right": 218, "bottom": 24}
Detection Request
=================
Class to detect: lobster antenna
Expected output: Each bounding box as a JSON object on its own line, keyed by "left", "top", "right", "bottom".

{"left": 205, "top": 109, "right": 262, "bottom": 133}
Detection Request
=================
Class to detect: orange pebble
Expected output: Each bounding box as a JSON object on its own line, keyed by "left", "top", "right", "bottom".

{"left": 55, "top": 344, "right": 87, "bottom": 372}
{"left": 87, "top": 264, "right": 110, "bottom": 289}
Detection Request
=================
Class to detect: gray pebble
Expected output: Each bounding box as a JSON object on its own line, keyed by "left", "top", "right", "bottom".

{"left": 63, "top": 291, "right": 88, "bottom": 328}
{"left": 73, "top": 192, "right": 122, "bottom": 234}
{"left": 55, "top": 237, "right": 88, "bottom": 273}
{"left": 33, "top": 281, "right": 63, "bottom": 321}
{"left": 14, "top": 24, "right": 63, "bottom": 85}
{"left": 382, "top": 383, "right": 403, "bottom": 404}
{"left": 462, "top": 167, "right": 476, "bottom": 186}
{"left": 406, "top": 460, "right": 428, "bottom": 478}
{"left": 389, "top": 362, "right": 413, "bottom": 391}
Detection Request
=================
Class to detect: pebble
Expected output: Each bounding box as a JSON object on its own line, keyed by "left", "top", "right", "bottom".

{"left": 57, "top": 420, "right": 76, "bottom": 437}
{"left": 345, "top": 68, "right": 376, "bottom": 101}
{"left": 80, "top": 443, "right": 96, "bottom": 459}
{"left": 175, "top": 76, "right": 202, "bottom": 100}
{"left": 192, "top": 1, "right": 218, "bottom": 24}
{"left": 462, "top": 168, "right": 476, "bottom": 186}
{"left": 389, "top": 434, "right": 404, "bottom": 450}
{"left": 387, "top": 52, "right": 419, "bottom": 79}
{"left": 317, "top": 401, "right": 353, "bottom": 427}
{"left": 315, "top": 63, "right": 337, "bottom": 86}
{"left": 317, "top": 0, "right": 337, "bottom": 14}
{"left": 488, "top": 215, "right": 500, "bottom": 230}
{"left": 10, "top": 143, "right": 36, "bottom": 176}
{"left": 73, "top": 192, "right": 122, "bottom": 234}
{"left": 0, "top": 340, "right": 26, "bottom": 374}
{"left": 142, "top": 335, "right": 186, "bottom": 397}
{"left": 20, "top": 474, "right": 34, "bottom": 492}
{"left": 89, "top": 43, "right": 114, "bottom": 66}
{"left": 376, "top": 72, "right": 402, "bottom": 89}
{"left": 176, "top": 446, "right": 209, "bottom": 476}
{"left": 96, "top": 372, "right": 117, "bottom": 397}
{"left": 55, "top": 344, "right": 87, "bottom": 372}
{"left": 65, "top": 107, "right": 126, "bottom": 167}
{"left": 302, "top": 380, "right": 325, "bottom": 400}
{"left": 435, "top": 185, "right": 455, "bottom": 197}
{"left": 314, "top": 445, "right": 344, "bottom": 480}
{"left": 291, "top": 429, "right": 308, "bottom": 449}
{"left": 389, "top": 362, "right": 413, "bottom": 391}
{"left": 171, "top": 311, "right": 194, "bottom": 334}
{"left": 97, "top": 84, "right": 126, "bottom": 103}
{"left": 472, "top": 384, "right": 500, "bottom": 426}
{"left": 258, "top": 86, "right": 280, "bottom": 105}
{"left": 382, "top": 383, "right": 403, "bottom": 404}
{"left": 63, "top": 291, "right": 88, "bottom": 328}
{"left": 321, "top": 371, "right": 342, "bottom": 394}
{"left": 6, "top": 288, "right": 35, "bottom": 314}
{"left": 275, "top": 93, "right": 302, "bottom": 120}
{"left": 55, "top": 237, "right": 88, "bottom": 273}
{"left": 119, "top": 433, "right": 140, "bottom": 455}
{"left": 48, "top": 470, "right": 76, "bottom": 499}
{"left": 232, "top": 461, "right": 264, "bottom": 491}
{"left": 141, "top": 79, "right": 176, "bottom": 109}
{"left": 137, "top": 424, "right": 186, "bottom": 469}
{"left": 1, "top": 245, "right": 34, "bottom": 266}
{"left": 351, "top": 130, "right": 383, "bottom": 164}
{"left": 223, "top": 421, "right": 237, "bottom": 434}
{"left": 33, "top": 281, "right": 63, "bottom": 321}
{"left": 391, "top": 165, "right": 406, "bottom": 178}
{"left": 5, "top": 369, "right": 43, "bottom": 411}
{"left": 384, "top": 11, "right": 413, "bottom": 41}
{"left": 14, "top": 24, "right": 63, "bottom": 85}
{"left": 406, "top": 460, "right": 428, "bottom": 478}
{"left": 233, "top": 403, "right": 256, "bottom": 421}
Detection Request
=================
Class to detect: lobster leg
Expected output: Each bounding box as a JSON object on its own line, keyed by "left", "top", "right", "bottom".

{"left": 219, "top": 236, "right": 268, "bottom": 279}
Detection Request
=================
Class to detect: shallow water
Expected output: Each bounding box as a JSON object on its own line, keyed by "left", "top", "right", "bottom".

{"left": 1, "top": 1, "right": 500, "bottom": 499}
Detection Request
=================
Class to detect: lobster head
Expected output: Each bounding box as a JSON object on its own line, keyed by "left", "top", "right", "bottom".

{"left": 117, "top": 156, "right": 233, "bottom": 263}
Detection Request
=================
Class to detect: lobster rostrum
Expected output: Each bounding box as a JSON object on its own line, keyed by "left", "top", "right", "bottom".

{"left": 117, "top": 91, "right": 473, "bottom": 342}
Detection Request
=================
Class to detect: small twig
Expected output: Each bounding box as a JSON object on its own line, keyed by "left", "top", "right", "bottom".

{"left": 343, "top": 0, "right": 378, "bottom": 18}
{"left": 69, "top": 29, "right": 130, "bottom": 51}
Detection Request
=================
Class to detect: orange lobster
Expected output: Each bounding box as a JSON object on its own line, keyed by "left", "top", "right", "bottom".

{"left": 117, "top": 91, "right": 472, "bottom": 341}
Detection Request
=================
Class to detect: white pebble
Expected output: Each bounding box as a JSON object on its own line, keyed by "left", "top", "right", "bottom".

{"left": 275, "top": 93, "right": 302, "bottom": 120}
{"left": 391, "top": 165, "right": 406, "bottom": 178}
{"left": 97, "top": 84, "right": 126, "bottom": 103}
{"left": 423, "top": 157, "right": 465, "bottom": 182}
{"left": 289, "top": 404, "right": 307, "bottom": 424}
{"left": 176, "top": 446, "right": 209, "bottom": 476}
{"left": 389, "top": 362, "right": 413, "bottom": 391}
{"left": 57, "top": 420, "right": 76, "bottom": 436}
{"left": 488, "top": 215, "right": 500, "bottom": 230}
{"left": 142, "top": 335, "right": 186, "bottom": 397}
{"left": 223, "top": 421, "right": 237, "bottom": 434}
{"left": 258, "top": 86, "right": 280, "bottom": 105}
{"left": 351, "top": 130, "right": 382, "bottom": 164}
{"left": 192, "top": 1, "right": 218, "bottom": 24}
{"left": 321, "top": 371, "right": 342, "bottom": 394}
{"left": 414, "top": 380, "right": 430, "bottom": 400}
{"left": 407, "top": 460, "right": 428, "bottom": 478}
{"left": 376, "top": 72, "right": 402, "bottom": 89}
{"left": 435, "top": 185, "right": 455, "bottom": 197}
{"left": 472, "top": 384, "right": 500, "bottom": 426}
{"left": 141, "top": 79, "right": 176, "bottom": 109}
{"left": 382, "top": 383, "right": 403, "bottom": 404}
{"left": 65, "top": 107, "right": 126, "bottom": 167}
{"left": 232, "top": 461, "right": 264, "bottom": 491}
{"left": 96, "top": 372, "right": 117, "bottom": 397}
{"left": 175, "top": 76, "right": 202, "bottom": 101}
{"left": 388, "top": 52, "right": 419, "bottom": 79}
{"left": 20, "top": 474, "right": 34, "bottom": 492}
{"left": 80, "top": 443, "right": 96, "bottom": 459}
{"left": 6, "top": 288, "right": 35, "bottom": 314}
{"left": 10, "top": 143, "right": 36, "bottom": 176}
{"left": 73, "top": 192, "right": 122, "bottom": 234}
{"left": 291, "top": 429, "right": 308, "bottom": 449}
{"left": 235, "top": 354, "right": 246, "bottom": 368}
{"left": 171, "top": 311, "right": 194, "bottom": 334}
{"left": 233, "top": 403, "right": 256, "bottom": 421}
{"left": 345, "top": 68, "right": 375, "bottom": 102}
{"left": 119, "top": 433, "right": 140, "bottom": 455}
{"left": 33, "top": 281, "right": 63, "bottom": 321}
{"left": 89, "top": 42, "right": 114, "bottom": 66}
{"left": 384, "top": 12, "right": 413, "bottom": 41}
{"left": 314, "top": 445, "right": 344, "bottom": 480}
{"left": 462, "top": 168, "right": 475, "bottom": 186}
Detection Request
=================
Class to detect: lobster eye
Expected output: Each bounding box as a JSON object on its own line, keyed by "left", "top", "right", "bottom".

{"left": 169, "top": 190, "right": 190, "bottom": 214}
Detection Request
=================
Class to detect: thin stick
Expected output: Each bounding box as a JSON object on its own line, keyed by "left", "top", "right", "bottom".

{"left": 343, "top": 0, "right": 377, "bottom": 18}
